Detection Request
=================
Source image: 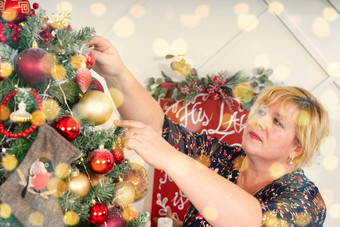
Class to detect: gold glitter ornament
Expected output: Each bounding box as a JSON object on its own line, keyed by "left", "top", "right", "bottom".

{"left": 9, "top": 102, "right": 32, "bottom": 123}
{"left": 71, "top": 54, "right": 86, "bottom": 70}
{"left": 51, "top": 64, "right": 66, "bottom": 80}
{"left": 122, "top": 206, "right": 137, "bottom": 221}
{"left": 114, "top": 181, "right": 135, "bottom": 208}
{"left": 31, "top": 110, "right": 46, "bottom": 126}
{"left": 42, "top": 98, "right": 60, "bottom": 120}
{"left": 122, "top": 163, "right": 149, "bottom": 201}
{"left": 1, "top": 154, "right": 18, "bottom": 171}
{"left": 0, "top": 62, "right": 13, "bottom": 78}
{"left": 63, "top": 211, "right": 79, "bottom": 226}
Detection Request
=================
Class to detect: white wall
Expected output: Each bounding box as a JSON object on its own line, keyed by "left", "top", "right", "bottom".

{"left": 37, "top": 0, "right": 340, "bottom": 226}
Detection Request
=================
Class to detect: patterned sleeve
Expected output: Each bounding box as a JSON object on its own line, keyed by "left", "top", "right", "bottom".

{"left": 161, "top": 114, "right": 243, "bottom": 163}
{"left": 260, "top": 183, "right": 326, "bottom": 227}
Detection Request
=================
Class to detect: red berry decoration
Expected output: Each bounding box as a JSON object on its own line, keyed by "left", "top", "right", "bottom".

{"left": 112, "top": 148, "right": 124, "bottom": 165}
{"left": 32, "top": 3, "right": 39, "bottom": 9}
{"left": 88, "top": 147, "right": 114, "bottom": 174}
{"left": 53, "top": 116, "right": 80, "bottom": 141}
{"left": 0, "top": 0, "right": 31, "bottom": 23}
{"left": 89, "top": 203, "right": 108, "bottom": 224}
{"left": 16, "top": 44, "right": 55, "bottom": 85}
{"left": 76, "top": 68, "right": 92, "bottom": 93}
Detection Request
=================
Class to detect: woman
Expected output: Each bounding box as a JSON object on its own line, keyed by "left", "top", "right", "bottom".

{"left": 88, "top": 36, "right": 330, "bottom": 226}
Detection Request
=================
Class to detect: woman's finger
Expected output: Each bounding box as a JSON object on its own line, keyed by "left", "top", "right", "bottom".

{"left": 114, "top": 119, "right": 146, "bottom": 129}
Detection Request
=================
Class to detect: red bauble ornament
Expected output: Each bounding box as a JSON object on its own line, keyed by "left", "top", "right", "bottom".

{"left": 88, "top": 147, "right": 114, "bottom": 174}
{"left": 0, "top": 0, "right": 31, "bottom": 23}
{"left": 89, "top": 203, "right": 108, "bottom": 224}
{"left": 90, "top": 77, "right": 105, "bottom": 92}
{"left": 112, "top": 148, "right": 124, "bottom": 165}
{"left": 53, "top": 116, "right": 80, "bottom": 141}
{"left": 76, "top": 68, "right": 92, "bottom": 93}
{"left": 93, "top": 206, "right": 125, "bottom": 227}
{"left": 16, "top": 46, "right": 55, "bottom": 85}
{"left": 32, "top": 3, "right": 39, "bottom": 9}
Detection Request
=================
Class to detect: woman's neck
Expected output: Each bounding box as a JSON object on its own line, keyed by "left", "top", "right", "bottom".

{"left": 236, "top": 156, "right": 293, "bottom": 195}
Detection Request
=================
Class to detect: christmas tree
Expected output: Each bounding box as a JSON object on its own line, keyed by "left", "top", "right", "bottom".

{"left": 0, "top": 1, "right": 149, "bottom": 226}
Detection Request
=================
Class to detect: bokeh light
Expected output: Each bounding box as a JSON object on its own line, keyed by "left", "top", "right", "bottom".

{"left": 0, "top": 203, "right": 11, "bottom": 219}
{"left": 323, "top": 7, "right": 338, "bottom": 21}
{"left": 130, "top": 4, "right": 145, "bottom": 18}
{"left": 47, "top": 177, "right": 67, "bottom": 198}
{"left": 322, "top": 154, "right": 338, "bottom": 171}
{"left": 254, "top": 54, "right": 270, "bottom": 68}
{"left": 202, "top": 206, "right": 218, "bottom": 222}
{"left": 320, "top": 135, "right": 336, "bottom": 156}
{"left": 320, "top": 187, "right": 335, "bottom": 206}
{"left": 91, "top": 3, "right": 107, "bottom": 17}
{"left": 63, "top": 211, "right": 79, "bottom": 226}
{"left": 54, "top": 162, "right": 71, "bottom": 179}
{"left": 273, "top": 64, "right": 290, "bottom": 81}
{"left": 169, "top": 155, "right": 190, "bottom": 176}
{"left": 312, "top": 17, "right": 330, "bottom": 37}
{"left": 195, "top": 5, "right": 210, "bottom": 18}
{"left": 295, "top": 110, "right": 310, "bottom": 127}
{"left": 319, "top": 89, "right": 338, "bottom": 114}
{"left": 329, "top": 203, "right": 340, "bottom": 219}
{"left": 180, "top": 14, "right": 201, "bottom": 29}
{"left": 57, "top": 1, "right": 72, "bottom": 13}
{"left": 270, "top": 162, "right": 285, "bottom": 178}
{"left": 170, "top": 38, "right": 188, "bottom": 55}
{"left": 327, "top": 62, "right": 340, "bottom": 78}
{"left": 109, "top": 88, "right": 124, "bottom": 108}
{"left": 238, "top": 14, "right": 258, "bottom": 31}
{"left": 153, "top": 38, "right": 170, "bottom": 57}
{"left": 295, "top": 212, "right": 311, "bottom": 226}
{"left": 267, "top": 1, "right": 284, "bottom": 15}
{"left": 29, "top": 211, "right": 44, "bottom": 226}
{"left": 234, "top": 3, "right": 250, "bottom": 15}
{"left": 114, "top": 17, "right": 135, "bottom": 38}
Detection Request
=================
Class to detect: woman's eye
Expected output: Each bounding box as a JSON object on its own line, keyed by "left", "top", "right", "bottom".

{"left": 274, "top": 119, "right": 283, "bottom": 127}
{"left": 258, "top": 109, "right": 266, "bottom": 115}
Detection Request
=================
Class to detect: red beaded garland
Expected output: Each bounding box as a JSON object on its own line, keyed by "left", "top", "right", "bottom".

{"left": 0, "top": 88, "right": 42, "bottom": 138}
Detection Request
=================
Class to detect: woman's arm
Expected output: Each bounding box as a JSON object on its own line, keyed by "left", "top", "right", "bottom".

{"left": 116, "top": 119, "right": 263, "bottom": 227}
{"left": 88, "top": 36, "right": 164, "bottom": 133}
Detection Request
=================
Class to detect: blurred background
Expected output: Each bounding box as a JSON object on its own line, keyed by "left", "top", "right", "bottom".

{"left": 35, "top": 0, "right": 339, "bottom": 226}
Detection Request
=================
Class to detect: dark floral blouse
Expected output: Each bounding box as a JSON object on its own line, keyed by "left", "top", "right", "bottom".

{"left": 162, "top": 115, "right": 326, "bottom": 227}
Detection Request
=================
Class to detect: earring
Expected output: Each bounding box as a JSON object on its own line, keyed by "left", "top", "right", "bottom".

{"left": 289, "top": 158, "right": 293, "bottom": 165}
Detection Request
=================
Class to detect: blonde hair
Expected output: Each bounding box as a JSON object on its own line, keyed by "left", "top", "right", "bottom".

{"left": 248, "top": 86, "right": 330, "bottom": 169}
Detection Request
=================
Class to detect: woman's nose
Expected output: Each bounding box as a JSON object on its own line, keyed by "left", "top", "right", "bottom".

{"left": 255, "top": 116, "right": 270, "bottom": 130}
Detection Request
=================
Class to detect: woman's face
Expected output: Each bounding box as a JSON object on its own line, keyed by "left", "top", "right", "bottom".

{"left": 242, "top": 101, "right": 302, "bottom": 166}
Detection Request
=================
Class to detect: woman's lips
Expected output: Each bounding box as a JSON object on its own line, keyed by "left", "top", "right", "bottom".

{"left": 249, "top": 131, "right": 262, "bottom": 141}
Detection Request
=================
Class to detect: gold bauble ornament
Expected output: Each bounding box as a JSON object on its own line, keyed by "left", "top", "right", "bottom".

{"left": 114, "top": 181, "right": 135, "bottom": 208}
{"left": 122, "top": 163, "right": 149, "bottom": 201}
{"left": 43, "top": 98, "right": 60, "bottom": 120}
{"left": 63, "top": 211, "right": 79, "bottom": 226}
{"left": 68, "top": 171, "right": 91, "bottom": 198}
{"left": 77, "top": 91, "right": 113, "bottom": 125}
{"left": 1, "top": 154, "right": 18, "bottom": 171}
{"left": 9, "top": 102, "right": 32, "bottom": 123}
{"left": 0, "top": 104, "right": 10, "bottom": 121}
{"left": 0, "top": 62, "right": 13, "bottom": 78}
{"left": 122, "top": 206, "right": 137, "bottom": 221}
{"left": 47, "top": 177, "right": 67, "bottom": 198}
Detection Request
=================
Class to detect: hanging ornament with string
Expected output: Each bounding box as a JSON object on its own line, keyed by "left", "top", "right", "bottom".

{"left": 9, "top": 101, "right": 32, "bottom": 123}
{"left": 76, "top": 67, "right": 92, "bottom": 93}
{"left": 16, "top": 41, "right": 55, "bottom": 85}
